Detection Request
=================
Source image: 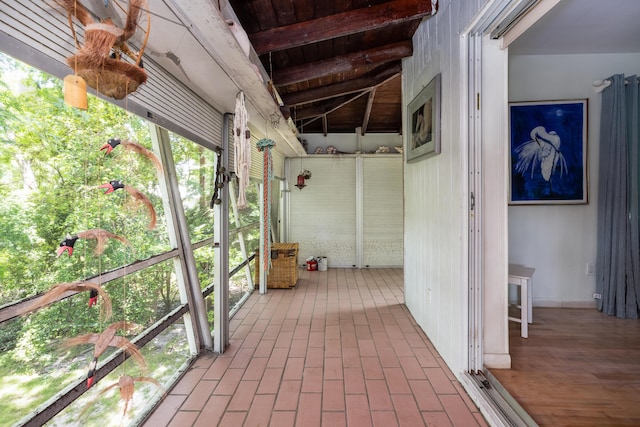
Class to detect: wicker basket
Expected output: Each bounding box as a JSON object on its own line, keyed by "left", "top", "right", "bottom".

{"left": 62, "top": 1, "right": 149, "bottom": 101}
{"left": 254, "top": 243, "right": 299, "bottom": 289}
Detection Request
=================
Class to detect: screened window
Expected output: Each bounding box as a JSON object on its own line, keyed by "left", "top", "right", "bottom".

{"left": 0, "top": 54, "right": 191, "bottom": 426}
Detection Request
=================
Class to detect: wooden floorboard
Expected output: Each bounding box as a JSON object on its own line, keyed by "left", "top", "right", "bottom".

{"left": 490, "top": 307, "right": 640, "bottom": 427}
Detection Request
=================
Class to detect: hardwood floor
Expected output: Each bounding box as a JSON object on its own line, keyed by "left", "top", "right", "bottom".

{"left": 490, "top": 307, "right": 640, "bottom": 427}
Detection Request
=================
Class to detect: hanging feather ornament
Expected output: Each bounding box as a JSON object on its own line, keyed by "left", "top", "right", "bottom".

{"left": 57, "top": 228, "right": 130, "bottom": 257}
{"left": 55, "top": 0, "right": 150, "bottom": 100}
{"left": 101, "top": 138, "right": 163, "bottom": 176}
{"left": 60, "top": 321, "right": 147, "bottom": 388}
{"left": 25, "top": 281, "right": 112, "bottom": 319}
{"left": 98, "top": 180, "right": 157, "bottom": 230}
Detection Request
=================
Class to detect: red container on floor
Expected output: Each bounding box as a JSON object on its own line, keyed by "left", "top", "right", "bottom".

{"left": 306, "top": 260, "right": 318, "bottom": 271}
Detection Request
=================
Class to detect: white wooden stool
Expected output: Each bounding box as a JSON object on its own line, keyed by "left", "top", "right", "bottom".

{"left": 508, "top": 264, "right": 535, "bottom": 338}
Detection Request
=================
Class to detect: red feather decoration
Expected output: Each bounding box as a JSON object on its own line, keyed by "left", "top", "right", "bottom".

{"left": 25, "top": 281, "right": 112, "bottom": 320}
{"left": 122, "top": 184, "right": 157, "bottom": 230}
{"left": 60, "top": 321, "right": 147, "bottom": 388}
{"left": 101, "top": 138, "right": 163, "bottom": 176}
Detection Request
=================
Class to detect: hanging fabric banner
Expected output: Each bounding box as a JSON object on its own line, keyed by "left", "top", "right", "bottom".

{"left": 234, "top": 92, "right": 251, "bottom": 208}
{"left": 257, "top": 138, "right": 275, "bottom": 272}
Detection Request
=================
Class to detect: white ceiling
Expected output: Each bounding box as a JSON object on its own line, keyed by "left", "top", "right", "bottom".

{"left": 509, "top": 0, "right": 640, "bottom": 55}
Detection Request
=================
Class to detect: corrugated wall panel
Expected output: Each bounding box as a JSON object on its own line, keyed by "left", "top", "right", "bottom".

{"left": 250, "top": 133, "right": 263, "bottom": 180}
{"left": 272, "top": 151, "right": 284, "bottom": 179}
{"left": 363, "top": 157, "right": 403, "bottom": 266}
{"left": 289, "top": 157, "right": 357, "bottom": 267}
{"left": 0, "top": 0, "right": 222, "bottom": 149}
{"left": 247, "top": 135, "right": 283, "bottom": 180}
{"left": 288, "top": 156, "right": 403, "bottom": 268}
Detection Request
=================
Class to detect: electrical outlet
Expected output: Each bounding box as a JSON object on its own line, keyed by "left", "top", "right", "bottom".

{"left": 586, "top": 263, "right": 595, "bottom": 276}
{"left": 593, "top": 293, "right": 602, "bottom": 299}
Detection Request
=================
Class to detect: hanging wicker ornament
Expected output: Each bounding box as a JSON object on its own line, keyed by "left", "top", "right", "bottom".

{"left": 57, "top": 0, "right": 150, "bottom": 100}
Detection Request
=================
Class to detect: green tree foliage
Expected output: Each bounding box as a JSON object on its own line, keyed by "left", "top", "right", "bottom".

{"left": 0, "top": 53, "right": 262, "bottom": 425}
{"left": 0, "top": 55, "right": 175, "bottom": 365}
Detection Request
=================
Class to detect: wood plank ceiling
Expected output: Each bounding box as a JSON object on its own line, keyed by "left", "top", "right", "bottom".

{"left": 227, "top": 0, "right": 438, "bottom": 136}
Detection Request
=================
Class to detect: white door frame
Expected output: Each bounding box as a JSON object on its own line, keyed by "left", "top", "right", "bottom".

{"left": 459, "top": 0, "right": 563, "bottom": 425}
{"left": 464, "top": 0, "right": 563, "bottom": 374}
{"left": 462, "top": 28, "right": 511, "bottom": 375}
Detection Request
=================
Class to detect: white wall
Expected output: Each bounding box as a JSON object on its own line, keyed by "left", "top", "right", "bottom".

{"left": 289, "top": 156, "right": 357, "bottom": 267}
{"left": 288, "top": 155, "right": 403, "bottom": 268}
{"left": 363, "top": 157, "right": 404, "bottom": 267}
{"left": 402, "top": 0, "right": 486, "bottom": 374}
{"left": 508, "top": 53, "right": 640, "bottom": 307}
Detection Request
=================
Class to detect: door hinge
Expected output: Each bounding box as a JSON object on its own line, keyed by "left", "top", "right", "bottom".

{"left": 470, "top": 192, "right": 475, "bottom": 211}
{"left": 477, "top": 93, "right": 480, "bottom": 110}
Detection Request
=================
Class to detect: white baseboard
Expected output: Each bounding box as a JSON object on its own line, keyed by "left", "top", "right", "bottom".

{"left": 483, "top": 353, "right": 511, "bottom": 369}
{"left": 533, "top": 298, "right": 596, "bottom": 308}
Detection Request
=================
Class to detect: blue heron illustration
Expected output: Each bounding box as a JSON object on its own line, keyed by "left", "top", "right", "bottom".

{"left": 514, "top": 125, "right": 567, "bottom": 193}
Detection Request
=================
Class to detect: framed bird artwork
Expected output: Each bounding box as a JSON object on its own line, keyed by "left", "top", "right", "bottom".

{"left": 509, "top": 99, "right": 588, "bottom": 205}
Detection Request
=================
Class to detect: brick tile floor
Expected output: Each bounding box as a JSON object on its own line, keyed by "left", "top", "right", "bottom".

{"left": 143, "top": 268, "right": 487, "bottom": 427}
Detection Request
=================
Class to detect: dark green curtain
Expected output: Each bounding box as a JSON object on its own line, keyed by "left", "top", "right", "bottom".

{"left": 595, "top": 74, "right": 640, "bottom": 318}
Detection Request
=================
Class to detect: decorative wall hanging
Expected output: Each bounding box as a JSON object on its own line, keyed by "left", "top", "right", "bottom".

{"left": 406, "top": 73, "right": 441, "bottom": 162}
{"left": 295, "top": 156, "right": 311, "bottom": 190}
{"left": 257, "top": 138, "right": 275, "bottom": 273}
{"left": 509, "top": 99, "right": 588, "bottom": 204}
{"left": 57, "top": 0, "right": 150, "bottom": 100}
{"left": 234, "top": 92, "right": 251, "bottom": 208}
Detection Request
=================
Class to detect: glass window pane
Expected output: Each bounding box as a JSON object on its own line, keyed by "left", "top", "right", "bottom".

{"left": 0, "top": 260, "right": 187, "bottom": 426}
{"left": 47, "top": 322, "right": 191, "bottom": 427}
{"left": 0, "top": 53, "right": 190, "bottom": 427}
{"left": 229, "top": 229, "right": 258, "bottom": 311}
{"left": 0, "top": 54, "right": 170, "bottom": 306}
{"left": 194, "top": 245, "right": 215, "bottom": 290}
{"left": 233, "top": 181, "right": 260, "bottom": 229}
{"left": 168, "top": 133, "right": 216, "bottom": 243}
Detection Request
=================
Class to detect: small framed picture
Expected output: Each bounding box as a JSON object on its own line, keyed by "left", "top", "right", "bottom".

{"left": 509, "top": 99, "right": 588, "bottom": 204}
{"left": 406, "top": 73, "right": 441, "bottom": 162}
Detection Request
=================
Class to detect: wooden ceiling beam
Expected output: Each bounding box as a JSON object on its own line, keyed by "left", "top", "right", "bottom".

{"left": 249, "top": 0, "right": 438, "bottom": 55}
{"left": 273, "top": 41, "right": 411, "bottom": 86}
{"left": 291, "top": 95, "right": 360, "bottom": 121}
{"left": 283, "top": 62, "right": 402, "bottom": 106}
{"left": 299, "top": 91, "right": 371, "bottom": 128}
{"left": 361, "top": 88, "right": 377, "bottom": 135}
